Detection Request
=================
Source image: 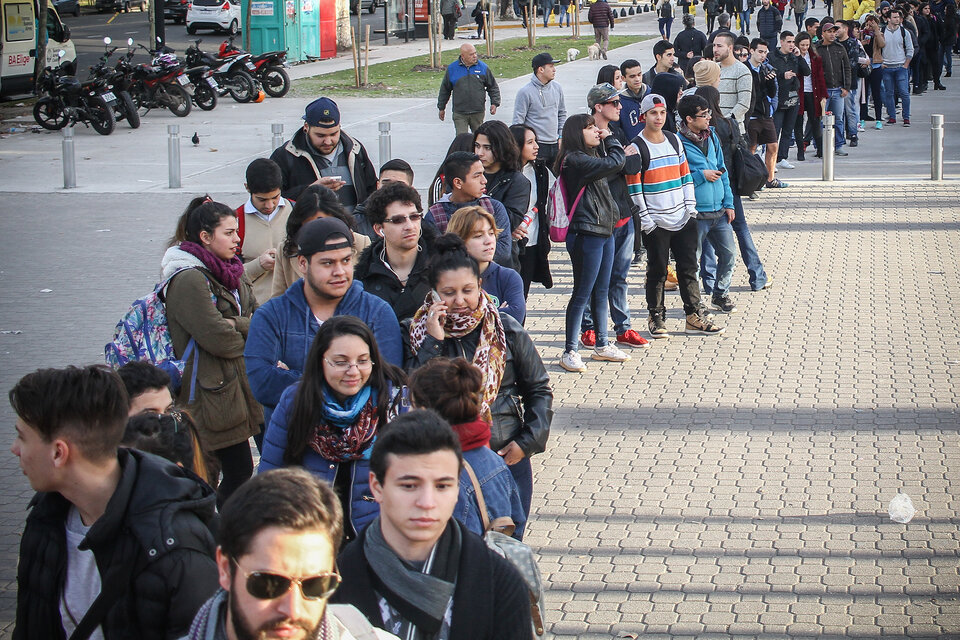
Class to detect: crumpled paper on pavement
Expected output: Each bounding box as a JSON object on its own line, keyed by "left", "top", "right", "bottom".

{"left": 888, "top": 493, "right": 917, "bottom": 524}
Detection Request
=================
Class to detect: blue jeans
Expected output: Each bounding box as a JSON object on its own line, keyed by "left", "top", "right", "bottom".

{"left": 564, "top": 232, "right": 615, "bottom": 351}
{"left": 945, "top": 49, "right": 953, "bottom": 75}
{"left": 739, "top": 10, "right": 751, "bottom": 33}
{"left": 542, "top": 1, "right": 555, "bottom": 27}
{"left": 658, "top": 17, "right": 673, "bottom": 38}
{"left": 695, "top": 216, "right": 737, "bottom": 298}
{"left": 508, "top": 456, "right": 533, "bottom": 520}
{"left": 582, "top": 219, "right": 635, "bottom": 335}
{"left": 701, "top": 193, "right": 767, "bottom": 292}
{"left": 559, "top": 3, "right": 570, "bottom": 25}
{"left": 844, "top": 84, "right": 859, "bottom": 139}
{"left": 794, "top": 9, "right": 805, "bottom": 30}
{"left": 824, "top": 87, "right": 846, "bottom": 149}
{"left": 883, "top": 65, "right": 911, "bottom": 121}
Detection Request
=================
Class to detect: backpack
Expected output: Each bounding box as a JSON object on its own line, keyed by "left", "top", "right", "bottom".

{"left": 733, "top": 133, "right": 768, "bottom": 197}
{"left": 545, "top": 158, "right": 586, "bottom": 243}
{"left": 463, "top": 461, "right": 546, "bottom": 637}
{"left": 632, "top": 130, "right": 681, "bottom": 183}
{"left": 104, "top": 268, "right": 199, "bottom": 398}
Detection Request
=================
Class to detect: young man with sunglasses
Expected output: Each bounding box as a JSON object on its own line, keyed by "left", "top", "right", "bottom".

{"left": 184, "top": 467, "right": 398, "bottom": 640}
{"left": 244, "top": 217, "right": 403, "bottom": 436}
{"left": 10, "top": 365, "right": 219, "bottom": 640}
{"left": 355, "top": 182, "right": 436, "bottom": 322}
{"left": 332, "top": 410, "right": 533, "bottom": 639}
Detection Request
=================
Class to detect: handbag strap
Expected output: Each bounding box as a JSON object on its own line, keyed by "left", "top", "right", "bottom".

{"left": 462, "top": 460, "right": 492, "bottom": 532}
{"left": 68, "top": 550, "right": 148, "bottom": 640}
{"left": 559, "top": 157, "right": 587, "bottom": 217}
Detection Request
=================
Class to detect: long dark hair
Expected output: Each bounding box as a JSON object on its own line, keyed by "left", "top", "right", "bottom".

{"left": 474, "top": 120, "right": 521, "bottom": 173}
{"left": 283, "top": 316, "right": 405, "bottom": 465}
{"left": 695, "top": 85, "right": 724, "bottom": 119}
{"left": 169, "top": 195, "right": 236, "bottom": 247}
{"left": 596, "top": 64, "right": 620, "bottom": 86}
{"left": 554, "top": 113, "right": 597, "bottom": 175}
{"left": 796, "top": 32, "right": 819, "bottom": 59}
{"left": 282, "top": 185, "right": 352, "bottom": 258}
{"left": 509, "top": 123, "right": 538, "bottom": 168}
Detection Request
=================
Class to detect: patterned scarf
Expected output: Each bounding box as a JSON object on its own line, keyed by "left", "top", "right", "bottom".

{"left": 178, "top": 241, "right": 245, "bottom": 291}
{"left": 309, "top": 386, "right": 380, "bottom": 461}
{"left": 409, "top": 291, "right": 506, "bottom": 424}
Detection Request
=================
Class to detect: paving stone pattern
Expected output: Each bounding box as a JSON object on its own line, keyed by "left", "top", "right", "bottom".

{"left": 0, "top": 183, "right": 958, "bottom": 638}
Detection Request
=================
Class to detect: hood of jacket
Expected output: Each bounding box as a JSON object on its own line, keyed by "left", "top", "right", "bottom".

{"left": 161, "top": 246, "right": 205, "bottom": 280}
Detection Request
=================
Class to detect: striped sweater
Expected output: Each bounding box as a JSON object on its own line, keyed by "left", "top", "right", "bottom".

{"left": 626, "top": 132, "right": 699, "bottom": 234}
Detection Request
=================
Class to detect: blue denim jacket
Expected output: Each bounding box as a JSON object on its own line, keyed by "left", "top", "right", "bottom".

{"left": 455, "top": 446, "right": 527, "bottom": 540}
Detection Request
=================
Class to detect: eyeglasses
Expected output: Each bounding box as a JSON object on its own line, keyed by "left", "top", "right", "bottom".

{"left": 232, "top": 560, "right": 342, "bottom": 601}
{"left": 735, "top": 51, "right": 749, "bottom": 57}
{"left": 383, "top": 213, "right": 423, "bottom": 225}
{"left": 324, "top": 358, "right": 375, "bottom": 372}
{"left": 603, "top": 100, "right": 622, "bottom": 107}
{"left": 694, "top": 110, "right": 712, "bottom": 119}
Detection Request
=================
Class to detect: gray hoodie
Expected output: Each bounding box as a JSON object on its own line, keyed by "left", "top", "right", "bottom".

{"left": 511, "top": 73, "right": 567, "bottom": 144}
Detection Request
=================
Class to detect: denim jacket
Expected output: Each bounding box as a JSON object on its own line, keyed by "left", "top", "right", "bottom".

{"left": 455, "top": 446, "right": 527, "bottom": 539}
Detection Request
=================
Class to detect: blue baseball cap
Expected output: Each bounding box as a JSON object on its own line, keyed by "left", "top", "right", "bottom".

{"left": 303, "top": 97, "right": 340, "bottom": 128}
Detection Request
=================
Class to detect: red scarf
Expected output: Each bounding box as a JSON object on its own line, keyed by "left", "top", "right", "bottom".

{"left": 451, "top": 418, "right": 491, "bottom": 451}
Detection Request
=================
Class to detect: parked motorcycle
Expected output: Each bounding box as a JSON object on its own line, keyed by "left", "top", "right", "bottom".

{"left": 218, "top": 35, "right": 289, "bottom": 97}
{"left": 86, "top": 37, "right": 141, "bottom": 129}
{"left": 33, "top": 50, "right": 116, "bottom": 136}
{"left": 183, "top": 62, "right": 219, "bottom": 111}
{"left": 185, "top": 38, "right": 258, "bottom": 103}
{"left": 121, "top": 44, "right": 193, "bottom": 117}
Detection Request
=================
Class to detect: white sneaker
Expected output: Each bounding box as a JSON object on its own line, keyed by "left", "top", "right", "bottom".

{"left": 592, "top": 344, "right": 631, "bottom": 362}
{"left": 776, "top": 159, "right": 796, "bottom": 169}
{"left": 857, "top": 122, "right": 865, "bottom": 132}
{"left": 559, "top": 350, "right": 587, "bottom": 372}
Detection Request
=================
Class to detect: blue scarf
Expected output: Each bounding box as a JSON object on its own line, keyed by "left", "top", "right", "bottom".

{"left": 322, "top": 385, "right": 374, "bottom": 429}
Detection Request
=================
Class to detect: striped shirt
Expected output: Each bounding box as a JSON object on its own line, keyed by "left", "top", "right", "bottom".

{"left": 626, "top": 132, "right": 698, "bottom": 233}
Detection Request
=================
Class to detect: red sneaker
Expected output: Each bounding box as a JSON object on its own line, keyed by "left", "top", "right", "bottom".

{"left": 580, "top": 330, "right": 596, "bottom": 347}
{"left": 616, "top": 329, "right": 650, "bottom": 348}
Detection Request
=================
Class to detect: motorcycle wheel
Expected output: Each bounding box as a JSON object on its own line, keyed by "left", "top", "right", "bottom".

{"left": 85, "top": 95, "right": 116, "bottom": 136}
{"left": 33, "top": 97, "right": 69, "bottom": 130}
{"left": 159, "top": 83, "right": 193, "bottom": 117}
{"left": 226, "top": 69, "right": 255, "bottom": 103}
{"left": 118, "top": 90, "right": 141, "bottom": 128}
{"left": 194, "top": 81, "right": 218, "bottom": 110}
{"left": 261, "top": 65, "right": 290, "bottom": 98}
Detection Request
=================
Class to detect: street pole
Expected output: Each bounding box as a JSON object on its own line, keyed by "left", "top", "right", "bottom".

{"left": 822, "top": 113, "right": 834, "bottom": 182}
{"left": 379, "top": 121, "right": 392, "bottom": 164}
{"left": 168, "top": 124, "right": 182, "bottom": 189}
{"left": 62, "top": 126, "right": 76, "bottom": 189}
{"left": 272, "top": 122, "right": 284, "bottom": 150}
{"left": 931, "top": 114, "right": 944, "bottom": 181}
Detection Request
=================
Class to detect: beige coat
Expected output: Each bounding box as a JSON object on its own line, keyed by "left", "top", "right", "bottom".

{"left": 270, "top": 231, "right": 372, "bottom": 298}
{"left": 241, "top": 199, "right": 292, "bottom": 304}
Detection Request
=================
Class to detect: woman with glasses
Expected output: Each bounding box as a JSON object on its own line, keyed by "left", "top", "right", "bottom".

{"left": 259, "top": 315, "right": 407, "bottom": 540}
{"left": 407, "top": 234, "right": 552, "bottom": 519}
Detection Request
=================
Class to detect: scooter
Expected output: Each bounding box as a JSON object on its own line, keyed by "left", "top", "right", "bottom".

{"left": 33, "top": 50, "right": 116, "bottom": 135}
{"left": 218, "top": 35, "right": 289, "bottom": 97}
{"left": 185, "top": 39, "right": 259, "bottom": 103}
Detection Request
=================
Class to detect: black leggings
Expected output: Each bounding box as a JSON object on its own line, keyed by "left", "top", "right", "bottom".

{"left": 868, "top": 66, "right": 884, "bottom": 120}
{"left": 214, "top": 439, "right": 254, "bottom": 507}
{"left": 795, "top": 91, "right": 821, "bottom": 156}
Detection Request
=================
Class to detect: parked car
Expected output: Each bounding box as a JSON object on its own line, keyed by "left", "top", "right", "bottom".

{"left": 350, "top": 0, "right": 383, "bottom": 13}
{"left": 54, "top": 0, "right": 80, "bottom": 17}
{"left": 95, "top": 0, "right": 147, "bottom": 12}
{"left": 187, "top": 0, "right": 242, "bottom": 34}
{"left": 164, "top": 0, "right": 189, "bottom": 23}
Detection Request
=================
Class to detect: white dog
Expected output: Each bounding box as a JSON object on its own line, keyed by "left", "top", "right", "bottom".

{"left": 567, "top": 48, "right": 579, "bottom": 62}
{"left": 587, "top": 43, "right": 601, "bottom": 61}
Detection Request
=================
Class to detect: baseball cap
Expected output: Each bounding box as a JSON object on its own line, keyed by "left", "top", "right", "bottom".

{"left": 639, "top": 93, "right": 668, "bottom": 114}
{"left": 296, "top": 217, "right": 354, "bottom": 257}
{"left": 587, "top": 83, "right": 620, "bottom": 109}
{"left": 303, "top": 97, "right": 340, "bottom": 128}
{"left": 820, "top": 17, "right": 839, "bottom": 30}
{"left": 532, "top": 52, "right": 560, "bottom": 70}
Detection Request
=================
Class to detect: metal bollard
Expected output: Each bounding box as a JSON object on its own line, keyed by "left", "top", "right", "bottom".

{"left": 168, "top": 124, "right": 181, "bottom": 189}
{"left": 271, "top": 122, "right": 284, "bottom": 150}
{"left": 62, "top": 126, "right": 77, "bottom": 189}
{"left": 931, "top": 114, "right": 944, "bottom": 181}
{"left": 379, "top": 121, "right": 391, "bottom": 165}
{"left": 822, "top": 113, "right": 835, "bottom": 182}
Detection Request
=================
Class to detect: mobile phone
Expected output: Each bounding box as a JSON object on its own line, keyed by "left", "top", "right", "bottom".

{"left": 329, "top": 175, "right": 343, "bottom": 182}
{"left": 428, "top": 289, "right": 442, "bottom": 305}
{"left": 719, "top": 167, "right": 727, "bottom": 174}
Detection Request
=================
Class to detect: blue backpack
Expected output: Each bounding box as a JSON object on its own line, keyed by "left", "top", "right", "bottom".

{"left": 104, "top": 269, "right": 198, "bottom": 399}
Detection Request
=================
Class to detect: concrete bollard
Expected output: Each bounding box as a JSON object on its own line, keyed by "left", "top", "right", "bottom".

{"left": 931, "top": 114, "right": 944, "bottom": 181}
{"left": 168, "top": 124, "right": 181, "bottom": 189}
{"left": 272, "top": 122, "right": 284, "bottom": 150}
{"left": 822, "top": 113, "right": 835, "bottom": 182}
{"left": 62, "top": 126, "right": 77, "bottom": 189}
{"left": 379, "top": 121, "right": 392, "bottom": 165}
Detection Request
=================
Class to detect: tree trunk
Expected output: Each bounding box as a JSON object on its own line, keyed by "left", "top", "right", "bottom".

{"left": 35, "top": 0, "right": 49, "bottom": 88}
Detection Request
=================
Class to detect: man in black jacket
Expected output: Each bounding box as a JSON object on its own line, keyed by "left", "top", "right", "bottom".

{"left": 332, "top": 411, "right": 533, "bottom": 640}
{"left": 270, "top": 97, "right": 378, "bottom": 209}
{"left": 755, "top": 0, "right": 783, "bottom": 50}
{"left": 815, "top": 18, "right": 853, "bottom": 154}
{"left": 674, "top": 14, "right": 710, "bottom": 72}
{"left": 355, "top": 182, "right": 434, "bottom": 322}
{"left": 10, "top": 365, "right": 219, "bottom": 640}
{"left": 746, "top": 38, "right": 784, "bottom": 187}
{"left": 769, "top": 31, "right": 810, "bottom": 168}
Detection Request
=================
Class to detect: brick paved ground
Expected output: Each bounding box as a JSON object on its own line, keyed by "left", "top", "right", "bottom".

{"left": 0, "top": 182, "right": 958, "bottom": 639}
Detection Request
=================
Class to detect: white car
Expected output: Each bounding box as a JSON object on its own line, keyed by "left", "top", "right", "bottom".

{"left": 186, "top": 0, "right": 241, "bottom": 34}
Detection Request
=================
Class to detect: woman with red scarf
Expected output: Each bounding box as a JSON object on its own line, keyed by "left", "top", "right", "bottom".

{"left": 163, "top": 196, "right": 262, "bottom": 505}
{"left": 794, "top": 32, "right": 828, "bottom": 160}
{"left": 258, "top": 315, "right": 407, "bottom": 540}
{"left": 409, "top": 357, "right": 527, "bottom": 539}
{"left": 407, "top": 233, "right": 552, "bottom": 519}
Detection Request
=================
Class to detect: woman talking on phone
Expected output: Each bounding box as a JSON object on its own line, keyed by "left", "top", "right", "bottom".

{"left": 407, "top": 234, "right": 552, "bottom": 518}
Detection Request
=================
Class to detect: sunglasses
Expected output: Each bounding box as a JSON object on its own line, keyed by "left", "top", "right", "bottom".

{"left": 233, "top": 559, "right": 341, "bottom": 601}
{"left": 383, "top": 213, "right": 423, "bottom": 225}
{"left": 603, "top": 99, "right": 622, "bottom": 107}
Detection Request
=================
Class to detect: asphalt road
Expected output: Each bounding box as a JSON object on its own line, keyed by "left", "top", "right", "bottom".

{"left": 61, "top": 5, "right": 390, "bottom": 73}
